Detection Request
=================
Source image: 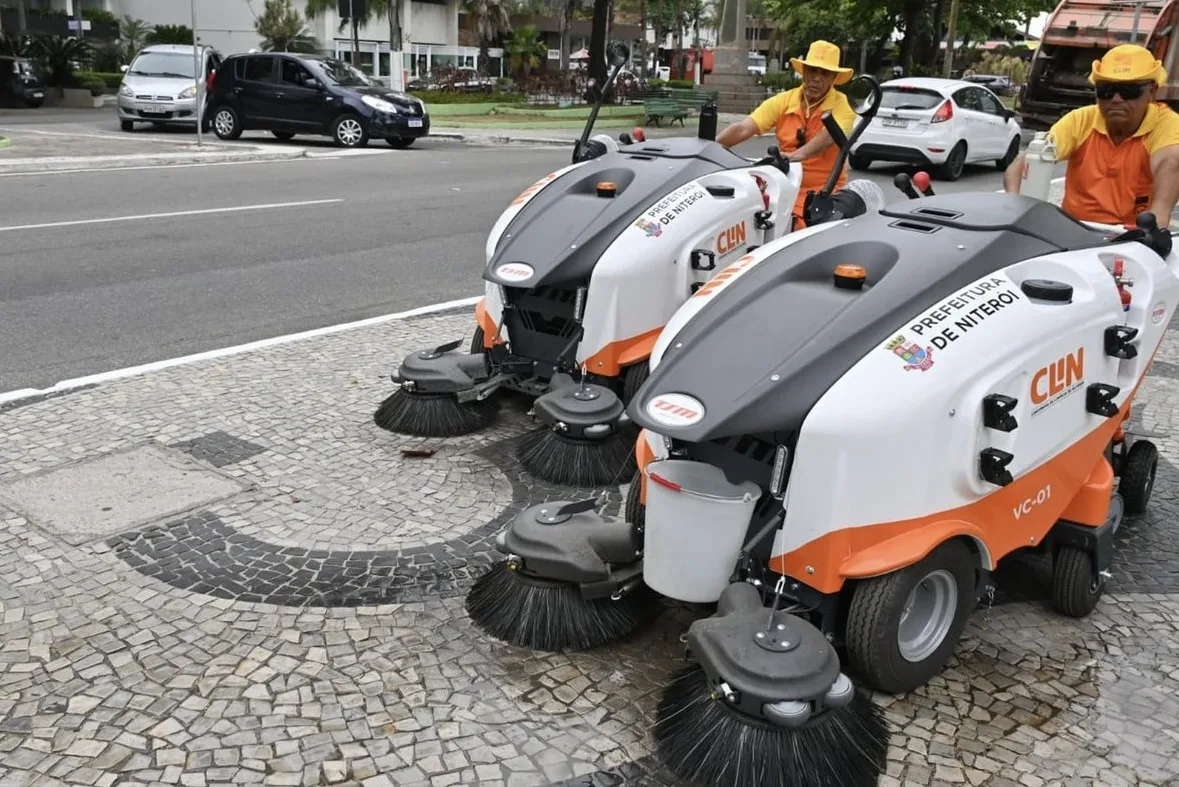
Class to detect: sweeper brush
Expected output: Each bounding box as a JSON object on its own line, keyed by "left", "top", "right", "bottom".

{"left": 373, "top": 390, "right": 498, "bottom": 437}
{"left": 513, "top": 423, "right": 639, "bottom": 487}
{"left": 654, "top": 666, "right": 889, "bottom": 787}
{"left": 464, "top": 560, "right": 658, "bottom": 651}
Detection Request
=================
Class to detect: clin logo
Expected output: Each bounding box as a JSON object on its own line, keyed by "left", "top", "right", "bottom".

{"left": 884, "top": 334, "right": 934, "bottom": 371}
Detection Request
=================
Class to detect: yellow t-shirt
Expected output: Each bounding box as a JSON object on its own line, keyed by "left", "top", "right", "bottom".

{"left": 748, "top": 87, "right": 857, "bottom": 139}
{"left": 1048, "top": 102, "right": 1179, "bottom": 159}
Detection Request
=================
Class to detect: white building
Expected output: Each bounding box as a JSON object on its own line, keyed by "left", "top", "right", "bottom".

{"left": 27, "top": 0, "right": 492, "bottom": 83}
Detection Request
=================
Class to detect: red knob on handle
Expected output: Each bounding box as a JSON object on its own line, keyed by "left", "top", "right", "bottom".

{"left": 913, "top": 171, "right": 931, "bottom": 192}
{"left": 632, "top": 127, "right": 646, "bottom": 142}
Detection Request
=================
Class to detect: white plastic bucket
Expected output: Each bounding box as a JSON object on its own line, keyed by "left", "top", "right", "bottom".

{"left": 641, "top": 459, "right": 761, "bottom": 603}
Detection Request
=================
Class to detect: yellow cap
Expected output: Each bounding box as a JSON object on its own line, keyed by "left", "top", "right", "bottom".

{"left": 790, "top": 40, "right": 854, "bottom": 85}
{"left": 1089, "top": 44, "right": 1166, "bottom": 86}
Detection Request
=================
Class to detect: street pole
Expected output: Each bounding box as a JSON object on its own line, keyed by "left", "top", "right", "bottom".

{"left": 942, "top": 0, "right": 961, "bottom": 78}
{"left": 191, "top": 0, "right": 202, "bottom": 146}
{"left": 1131, "top": 0, "right": 1145, "bottom": 42}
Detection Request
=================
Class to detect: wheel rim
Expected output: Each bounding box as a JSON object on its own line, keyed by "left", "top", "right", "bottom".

{"left": 337, "top": 118, "right": 362, "bottom": 145}
{"left": 898, "top": 569, "right": 958, "bottom": 662}
{"left": 214, "top": 110, "right": 234, "bottom": 136}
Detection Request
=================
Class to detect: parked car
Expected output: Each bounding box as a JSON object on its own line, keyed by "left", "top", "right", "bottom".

{"left": 848, "top": 77, "right": 1022, "bottom": 181}
{"left": 963, "top": 73, "right": 1016, "bottom": 96}
{"left": 206, "top": 52, "right": 430, "bottom": 148}
{"left": 117, "top": 43, "right": 222, "bottom": 131}
{"left": 0, "top": 54, "right": 45, "bottom": 108}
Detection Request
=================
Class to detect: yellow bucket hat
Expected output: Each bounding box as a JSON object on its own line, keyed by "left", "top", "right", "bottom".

{"left": 1089, "top": 44, "right": 1167, "bottom": 85}
{"left": 791, "top": 40, "right": 854, "bottom": 85}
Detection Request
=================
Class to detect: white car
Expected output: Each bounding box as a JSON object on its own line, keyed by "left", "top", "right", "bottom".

{"left": 849, "top": 77, "right": 1022, "bottom": 181}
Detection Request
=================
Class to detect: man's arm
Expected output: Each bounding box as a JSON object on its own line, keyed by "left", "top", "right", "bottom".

{"left": 1003, "top": 152, "right": 1027, "bottom": 193}
{"left": 1149, "top": 145, "right": 1179, "bottom": 223}
{"left": 716, "top": 116, "right": 759, "bottom": 148}
{"left": 789, "top": 95, "right": 857, "bottom": 162}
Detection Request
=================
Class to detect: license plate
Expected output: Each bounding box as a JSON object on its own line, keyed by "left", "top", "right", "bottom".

{"left": 138, "top": 102, "right": 168, "bottom": 113}
{"left": 882, "top": 118, "right": 908, "bottom": 128}
{"left": 407, "top": 119, "right": 423, "bottom": 128}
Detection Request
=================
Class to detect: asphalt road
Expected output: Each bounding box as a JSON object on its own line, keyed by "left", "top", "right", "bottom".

{"left": 0, "top": 131, "right": 1043, "bottom": 394}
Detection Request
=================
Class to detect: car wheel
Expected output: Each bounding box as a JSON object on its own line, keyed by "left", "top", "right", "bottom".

{"left": 120, "top": 120, "right": 134, "bottom": 132}
{"left": 386, "top": 136, "right": 414, "bottom": 149}
{"left": 849, "top": 153, "right": 872, "bottom": 171}
{"left": 332, "top": 115, "right": 368, "bottom": 147}
{"left": 271, "top": 130, "right": 296, "bottom": 141}
{"left": 996, "top": 135, "right": 1020, "bottom": 170}
{"left": 25, "top": 97, "right": 43, "bottom": 109}
{"left": 936, "top": 141, "right": 967, "bottom": 181}
{"left": 212, "top": 106, "right": 242, "bottom": 140}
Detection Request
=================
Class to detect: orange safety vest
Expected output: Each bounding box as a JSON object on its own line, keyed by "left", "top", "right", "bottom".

{"left": 1061, "top": 132, "right": 1154, "bottom": 225}
{"left": 771, "top": 99, "right": 848, "bottom": 228}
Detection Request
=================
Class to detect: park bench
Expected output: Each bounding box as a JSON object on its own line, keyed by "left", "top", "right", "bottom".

{"left": 638, "top": 87, "right": 720, "bottom": 126}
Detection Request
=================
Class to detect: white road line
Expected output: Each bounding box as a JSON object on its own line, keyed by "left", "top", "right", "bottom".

{"left": 0, "top": 156, "right": 316, "bottom": 178}
{"left": 0, "top": 295, "right": 482, "bottom": 407}
{"left": 0, "top": 199, "right": 343, "bottom": 233}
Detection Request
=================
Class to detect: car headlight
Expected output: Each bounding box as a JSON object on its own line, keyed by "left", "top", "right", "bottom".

{"left": 119, "top": 84, "right": 133, "bottom": 98}
{"left": 362, "top": 94, "right": 398, "bottom": 114}
{"left": 178, "top": 85, "right": 197, "bottom": 99}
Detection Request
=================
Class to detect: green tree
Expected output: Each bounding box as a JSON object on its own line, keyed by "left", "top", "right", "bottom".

{"left": 145, "top": 24, "right": 194, "bottom": 45}
{"left": 505, "top": 23, "right": 547, "bottom": 77}
{"left": 257, "top": 0, "right": 319, "bottom": 52}
{"left": 464, "top": 0, "right": 513, "bottom": 73}
{"left": 305, "top": 0, "right": 387, "bottom": 72}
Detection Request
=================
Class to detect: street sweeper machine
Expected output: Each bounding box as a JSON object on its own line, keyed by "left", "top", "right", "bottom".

{"left": 463, "top": 169, "right": 1177, "bottom": 784}
{"left": 374, "top": 42, "right": 888, "bottom": 489}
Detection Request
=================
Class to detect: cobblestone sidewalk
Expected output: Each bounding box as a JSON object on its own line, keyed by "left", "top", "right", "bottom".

{"left": 0, "top": 306, "right": 1177, "bottom": 787}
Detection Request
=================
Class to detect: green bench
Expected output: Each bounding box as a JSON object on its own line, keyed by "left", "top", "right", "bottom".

{"left": 641, "top": 87, "right": 720, "bottom": 127}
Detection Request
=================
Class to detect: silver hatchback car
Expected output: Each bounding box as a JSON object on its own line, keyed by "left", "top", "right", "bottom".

{"left": 117, "top": 43, "right": 221, "bottom": 131}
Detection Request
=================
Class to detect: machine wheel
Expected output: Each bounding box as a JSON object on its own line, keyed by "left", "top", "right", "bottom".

{"left": 936, "top": 142, "right": 967, "bottom": 181}
{"left": 1119, "top": 440, "right": 1158, "bottom": 515}
{"left": 212, "top": 106, "right": 242, "bottom": 140}
{"left": 624, "top": 468, "right": 645, "bottom": 530}
{"left": 849, "top": 153, "right": 872, "bottom": 171}
{"left": 996, "top": 135, "right": 1020, "bottom": 170}
{"left": 1051, "top": 546, "right": 1104, "bottom": 618}
{"left": 844, "top": 539, "right": 976, "bottom": 694}
{"left": 271, "top": 130, "right": 295, "bottom": 141}
{"left": 387, "top": 136, "right": 415, "bottom": 148}
{"left": 620, "top": 361, "right": 649, "bottom": 405}
{"left": 120, "top": 120, "right": 134, "bottom": 132}
{"left": 331, "top": 114, "right": 368, "bottom": 147}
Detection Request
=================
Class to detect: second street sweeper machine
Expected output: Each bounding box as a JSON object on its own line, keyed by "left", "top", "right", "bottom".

{"left": 373, "top": 43, "right": 887, "bottom": 489}
{"left": 465, "top": 171, "right": 1174, "bottom": 786}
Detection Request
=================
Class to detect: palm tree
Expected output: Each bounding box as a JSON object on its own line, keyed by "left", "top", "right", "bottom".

{"left": 305, "top": 0, "right": 388, "bottom": 72}
{"left": 257, "top": 0, "right": 319, "bottom": 52}
{"left": 505, "top": 23, "right": 546, "bottom": 78}
{"left": 464, "top": 0, "right": 513, "bottom": 75}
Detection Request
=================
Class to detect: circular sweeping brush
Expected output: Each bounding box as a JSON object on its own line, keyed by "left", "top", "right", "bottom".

{"left": 514, "top": 424, "right": 639, "bottom": 487}
{"left": 373, "top": 389, "right": 498, "bottom": 438}
{"left": 653, "top": 665, "right": 890, "bottom": 787}
{"left": 465, "top": 561, "right": 659, "bottom": 652}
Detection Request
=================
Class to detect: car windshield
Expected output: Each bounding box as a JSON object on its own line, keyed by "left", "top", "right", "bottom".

{"left": 315, "top": 58, "right": 372, "bottom": 87}
{"left": 127, "top": 52, "right": 197, "bottom": 79}
{"left": 880, "top": 86, "right": 944, "bottom": 110}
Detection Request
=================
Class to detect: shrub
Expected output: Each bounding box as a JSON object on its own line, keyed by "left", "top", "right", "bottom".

{"left": 75, "top": 70, "right": 124, "bottom": 89}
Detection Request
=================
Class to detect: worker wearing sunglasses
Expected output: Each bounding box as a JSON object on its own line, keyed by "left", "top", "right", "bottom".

{"left": 1003, "top": 44, "right": 1179, "bottom": 229}
{"left": 715, "top": 40, "right": 858, "bottom": 230}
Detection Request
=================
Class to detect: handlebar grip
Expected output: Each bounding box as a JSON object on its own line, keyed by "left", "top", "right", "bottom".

{"left": 821, "top": 111, "right": 848, "bottom": 149}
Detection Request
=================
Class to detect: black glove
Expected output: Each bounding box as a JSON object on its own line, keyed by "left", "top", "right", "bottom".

{"left": 1149, "top": 223, "right": 1173, "bottom": 257}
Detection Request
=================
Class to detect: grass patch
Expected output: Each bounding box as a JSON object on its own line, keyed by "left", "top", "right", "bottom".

{"left": 434, "top": 115, "right": 641, "bottom": 129}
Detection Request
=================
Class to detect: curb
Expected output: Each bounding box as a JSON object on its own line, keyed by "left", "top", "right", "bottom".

{"left": 0, "top": 144, "right": 308, "bottom": 173}
{"left": 430, "top": 131, "right": 573, "bottom": 148}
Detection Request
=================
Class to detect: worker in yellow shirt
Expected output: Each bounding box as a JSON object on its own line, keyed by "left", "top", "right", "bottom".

{"left": 716, "top": 40, "right": 858, "bottom": 229}
{"left": 1004, "top": 44, "right": 1179, "bottom": 229}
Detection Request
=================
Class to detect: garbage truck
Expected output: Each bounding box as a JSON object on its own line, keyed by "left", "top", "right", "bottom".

{"left": 1019, "top": 0, "right": 1179, "bottom": 128}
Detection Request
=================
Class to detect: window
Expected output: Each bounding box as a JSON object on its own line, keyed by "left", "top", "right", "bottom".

{"left": 127, "top": 51, "right": 199, "bottom": 79}
{"left": 879, "top": 86, "right": 944, "bottom": 111}
{"left": 977, "top": 89, "right": 1006, "bottom": 116}
{"left": 953, "top": 87, "right": 982, "bottom": 111}
{"left": 280, "top": 58, "right": 313, "bottom": 86}
{"left": 238, "top": 56, "right": 274, "bottom": 83}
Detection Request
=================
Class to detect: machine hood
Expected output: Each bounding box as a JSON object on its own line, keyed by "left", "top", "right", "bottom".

{"left": 629, "top": 192, "right": 1107, "bottom": 444}
{"left": 485, "top": 138, "right": 753, "bottom": 290}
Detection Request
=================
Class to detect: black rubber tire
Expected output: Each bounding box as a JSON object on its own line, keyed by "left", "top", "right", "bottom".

{"left": 849, "top": 153, "right": 872, "bottom": 171}
{"left": 1119, "top": 440, "right": 1158, "bottom": 515}
{"left": 1051, "top": 546, "right": 1104, "bottom": 618}
{"left": 386, "top": 136, "right": 415, "bottom": 148}
{"left": 25, "top": 97, "right": 43, "bottom": 109}
{"left": 211, "top": 105, "right": 242, "bottom": 140}
{"left": 624, "top": 468, "right": 644, "bottom": 530}
{"left": 844, "top": 539, "right": 976, "bottom": 695}
{"left": 271, "top": 130, "right": 295, "bottom": 140}
{"left": 937, "top": 142, "right": 967, "bottom": 181}
{"left": 331, "top": 114, "right": 368, "bottom": 147}
{"left": 996, "top": 135, "right": 1020, "bottom": 170}
{"left": 620, "top": 361, "right": 649, "bottom": 405}
{"left": 120, "top": 120, "right": 134, "bottom": 132}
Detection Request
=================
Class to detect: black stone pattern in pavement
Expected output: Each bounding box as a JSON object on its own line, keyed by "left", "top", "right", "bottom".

{"left": 107, "top": 434, "right": 628, "bottom": 607}
{"left": 168, "top": 430, "right": 268, "bottom": 467}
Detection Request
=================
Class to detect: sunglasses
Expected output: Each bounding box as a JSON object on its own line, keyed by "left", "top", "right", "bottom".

{"left": 1095, "top": 82, "right": 1150, "bottom": 100}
